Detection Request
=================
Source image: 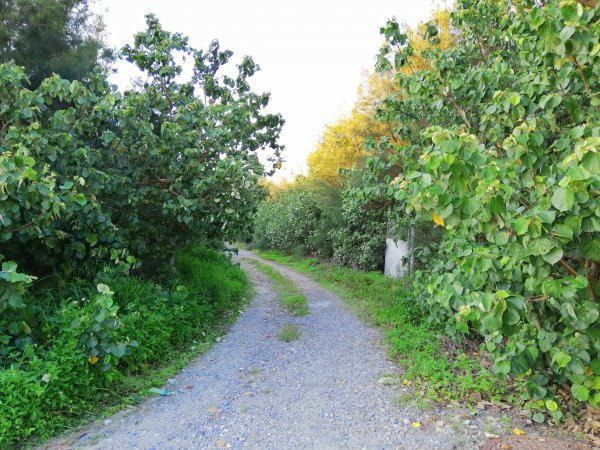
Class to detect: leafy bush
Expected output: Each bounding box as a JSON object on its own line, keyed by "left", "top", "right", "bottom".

{"left": 1, "top": 14, "right": 282, "bottom": 351}
{"left": 253, "top": 184, "right": 327, "bottom": 255}
{"left": 253, "top": 174, "right": 387, "bottom": 268}
{"left": 331, "top": 177, "right": 388, "bottom": 271}
{"left": 368, "top": 0, "right": 600, "bottom": 416}
{"left": 0, "top": 246, "right": 247, "bottom": 447}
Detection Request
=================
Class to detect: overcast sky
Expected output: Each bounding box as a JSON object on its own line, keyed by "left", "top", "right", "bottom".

{"left": 92, "top": 0, "right": 447, "bottom": 179}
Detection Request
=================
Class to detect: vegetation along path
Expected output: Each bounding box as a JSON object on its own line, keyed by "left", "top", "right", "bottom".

{"left": 45, "top": 250, "right": 566, "bottom": 449}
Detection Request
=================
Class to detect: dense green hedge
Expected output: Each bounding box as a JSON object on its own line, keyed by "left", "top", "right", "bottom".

{"left": 253, "top": 182, "right": 335, "bottom": 256}
{"left": 0, "top": 246, "right": 247, "bottom": 447}
{"left": 253, "top": 177, "right": 387, "bottom": 270}
{"left": 363, "top": 0, "right": 600, "bottom": 419}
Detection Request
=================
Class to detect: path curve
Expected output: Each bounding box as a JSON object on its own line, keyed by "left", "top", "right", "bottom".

{"left": 45, "top": 250, "right": 515, "bottom": 449}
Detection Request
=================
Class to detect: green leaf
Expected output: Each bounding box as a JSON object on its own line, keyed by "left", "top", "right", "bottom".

{"left": 545, "top": 400, "right": 558, "bottom": 412}
{"left": 581, "top": 239, "right": 600, "bottom": 260}
{"left": 542, "top": 279, "right": 562, "bottom": 297}
{"left": 542, "top": 247, "right": 563, "bottom": 265}
{"left": 551, "top": 187, "right": 574, "bottom": 212}
{"left": 481, "top": 314, "right": 501, "bottom": 332}
{"left": 59, "top": 181, "right": 74, "bottom": 190}
{"left": 8, "top": 321, "right": 21, "bottom": 335}
{"left": 591, "top": 358, "right": 600, "bottom": 375}
{"left": 96, "top": 283, "right": 114, "bottom": 295}
{"left": 581, "top": 152, "right": 600, "bottom": 174}
{"left": 74, "top": 193, "right": 87, "bottom": 206}
{"left": 552, "top": 351, "right": 571, "bottom": 369}
{"left": 559, "top": 26, "right": 575, "bottom": 41}
{"left": 532, "top": 412, "right": 545, "bottom": 423}
{"left": 111, "top": 343, "right": 127, "bottom": 358}
{"left": 553, "top": 224, "right": 573, "bottom": 240}
{"left": 509, "top": 93, "right": 521, "bottom": 106}
{"left": 493, "top": 359, "right": 511, "bottom": 375}
{"left": 514, "top": 217, "right": 531, "bottom": 235}
{"left": 8, "top": 295, "right": 24, "bottom": 308}
{"left": 571, "top": 384, "right": 589, "bottom": 402}
{"left": 529, "top": 238, "right": 554, "bottom": 256}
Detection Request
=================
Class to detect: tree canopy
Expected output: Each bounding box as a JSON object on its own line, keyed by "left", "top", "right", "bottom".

{"left": 0, "top": 0, "right": 109, "bottom": 88}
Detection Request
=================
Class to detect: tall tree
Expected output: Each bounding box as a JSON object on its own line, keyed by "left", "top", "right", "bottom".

{"left": 0, "top": 0, "right": 109, "bottom": 88}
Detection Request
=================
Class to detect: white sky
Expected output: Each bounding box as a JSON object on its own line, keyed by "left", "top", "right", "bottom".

{"left": 92, "top": 0, "right": 447, "bottom": 180}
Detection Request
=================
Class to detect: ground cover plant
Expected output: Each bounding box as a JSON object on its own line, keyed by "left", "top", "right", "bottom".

{"left": 248, "top": 259, "right": 309, "bottom": 316}
{"left": 0, "top": 246, "right": 249, "bottom": 447}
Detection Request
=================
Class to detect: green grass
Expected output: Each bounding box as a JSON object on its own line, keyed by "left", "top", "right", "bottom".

{"left": 2, "top": 246, "right": 251, "bottom": 449}
{"left": 255, "top": 249, "right": 509, "bottom": 404}
{"left": 278, "top": 323, "right": 301, "bottom": 342}
{"left": 248, "top": 259, "right": 309, "bottom": 316}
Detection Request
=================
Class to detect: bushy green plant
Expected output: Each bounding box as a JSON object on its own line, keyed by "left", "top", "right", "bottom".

{"left": 253, "top": 185, "right": 325, "bottom": 254}
{"left": 368, "top": 0, "right": 600, "bottom": 416}
{"left": 0, "top": 246, "right": 247, "bottom": 447}
{"left": 1, "top": 13, "right": 281, "bottom": 356}
{"left": 330, "top": 179, "right": 388, "bottom": 271}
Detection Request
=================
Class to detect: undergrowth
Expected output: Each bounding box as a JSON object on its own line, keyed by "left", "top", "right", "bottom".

{"left": 0, "top": 246, "right": 250, "bottom": 448}
{"left": 248, "top": 259, "right": 309, "bottom": 316}
{"left": 255, "top": 249, "right": 510, "bottom": 404}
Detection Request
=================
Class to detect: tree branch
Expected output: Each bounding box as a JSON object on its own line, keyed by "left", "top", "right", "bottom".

{"left": 560, "top": 259, "right": 578, "bottom": 277}
{"left": 438, "top": 89, "right": 472, "bottom": 129}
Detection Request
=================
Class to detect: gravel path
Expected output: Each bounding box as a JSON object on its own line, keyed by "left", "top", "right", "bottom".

{"left": 45, "top": 250, "right": 541, "bottom": 450}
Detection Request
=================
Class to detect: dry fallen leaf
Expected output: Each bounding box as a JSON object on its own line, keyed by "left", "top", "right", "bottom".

{"left": 215, "top": 439, "right": 227, "bottom": 448}
{"left": 512, "top": 428, "right": 526, "bottom": 436}
{"left": 411, "top": 421, "right": 422, "bottom": 428}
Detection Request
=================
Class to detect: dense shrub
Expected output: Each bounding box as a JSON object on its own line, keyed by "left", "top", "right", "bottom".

{"left": 253, "top": 183, "right": 331, "bottom": 255}
{"left": 0, "top": 246, "right": 247, "bottom": 446}
{"left": 365, "top": 0, "right": 600, "bottom": 417}
{"left": 0, "top": 14, "right": 282, "bottom": 353}
{"left": 252, "top": 174, "right": 387, "bottom": 268}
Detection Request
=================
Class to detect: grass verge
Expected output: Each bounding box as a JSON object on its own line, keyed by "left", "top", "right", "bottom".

{"left": 255, "top": 249, "right": 511, "bottom": 404}
{"left": 1, "top": 246, "right": 250, "bottom": 449}
{"left": 247, "top": 259, "right": 309, "bottom": 316}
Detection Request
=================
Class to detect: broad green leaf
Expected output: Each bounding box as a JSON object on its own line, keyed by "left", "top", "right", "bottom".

{"left": 551, "top": 187, "right": 574, "bottom": 212}
{"left": 59, "top": 181, "right": 74, "bottom": 190}
{"left": 514, "top": 217, "right": 531, "bottom": 235}
{"left": 532, "top": 412, "right": 545, "bottom": 423}
{"left": 552, "top": 351, "right": 571, "bottom": 369}
{"left": 571, "top": 384, "right": 589, "bottom": 402}
{"left": 542, "top": 279, "right": 562, "bottom": 297}
{"left": 545, "top": 400, "right": 558, "bottom": 412}
{"left": 581, "top": 152, "right": 600, "bottom": 174}
{"left": 552, "top": 224, "right": 573, "bottom": 240}
{"left": 493, "top": 359, "right": 511, "bottom": 375}
{"left": 580, "top": 239, "right": 600, "bottom": 260}
{"left": 481, "top": 314, "right": 501, "bottom": 332}
{"left": 591, "top": 358, "right": 600, "bottom": 375}
{"left": 529, "top": 238, "right": 554, "bottom": 255}
{"left": 542, "top": 247, "right": 563, "bottom": 265}
{"left": 559, "top": 26, "right": 575, "bottom": 41}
